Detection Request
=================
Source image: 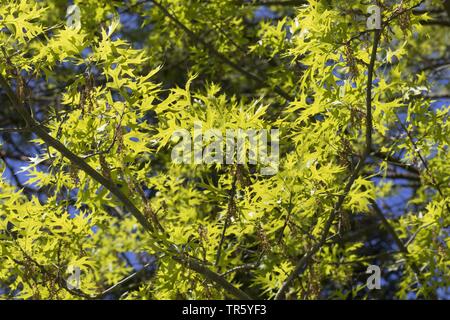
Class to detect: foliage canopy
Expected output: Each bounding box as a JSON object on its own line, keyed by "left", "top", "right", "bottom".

{"left": 0, "top": 0, "right": 449, "bottom": 299}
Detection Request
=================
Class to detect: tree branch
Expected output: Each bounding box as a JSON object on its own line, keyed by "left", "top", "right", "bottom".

{"left": 215, "top": 169, "right": 238, "bottom": 267}
{"left": 275, "top": 29, "right": 381, "bottom": 300}
{"left": 235, "top": 0, "right": 307, "bottom": 6}
{"left": 149, "top": 0, "right": 293, "bottom": 102}
{"left": 173, "top": 255, "right": 253, "bottom": 300}
{"left": 370, "top": 201, "right": 422, "bottom": 277}
{"left": 372, "top": 149, "right": 421, "bottom": 175}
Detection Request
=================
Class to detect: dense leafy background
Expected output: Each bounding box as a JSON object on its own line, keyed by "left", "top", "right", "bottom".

{"left": 0, "top": 0, "right": 449, "bottom": 299}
